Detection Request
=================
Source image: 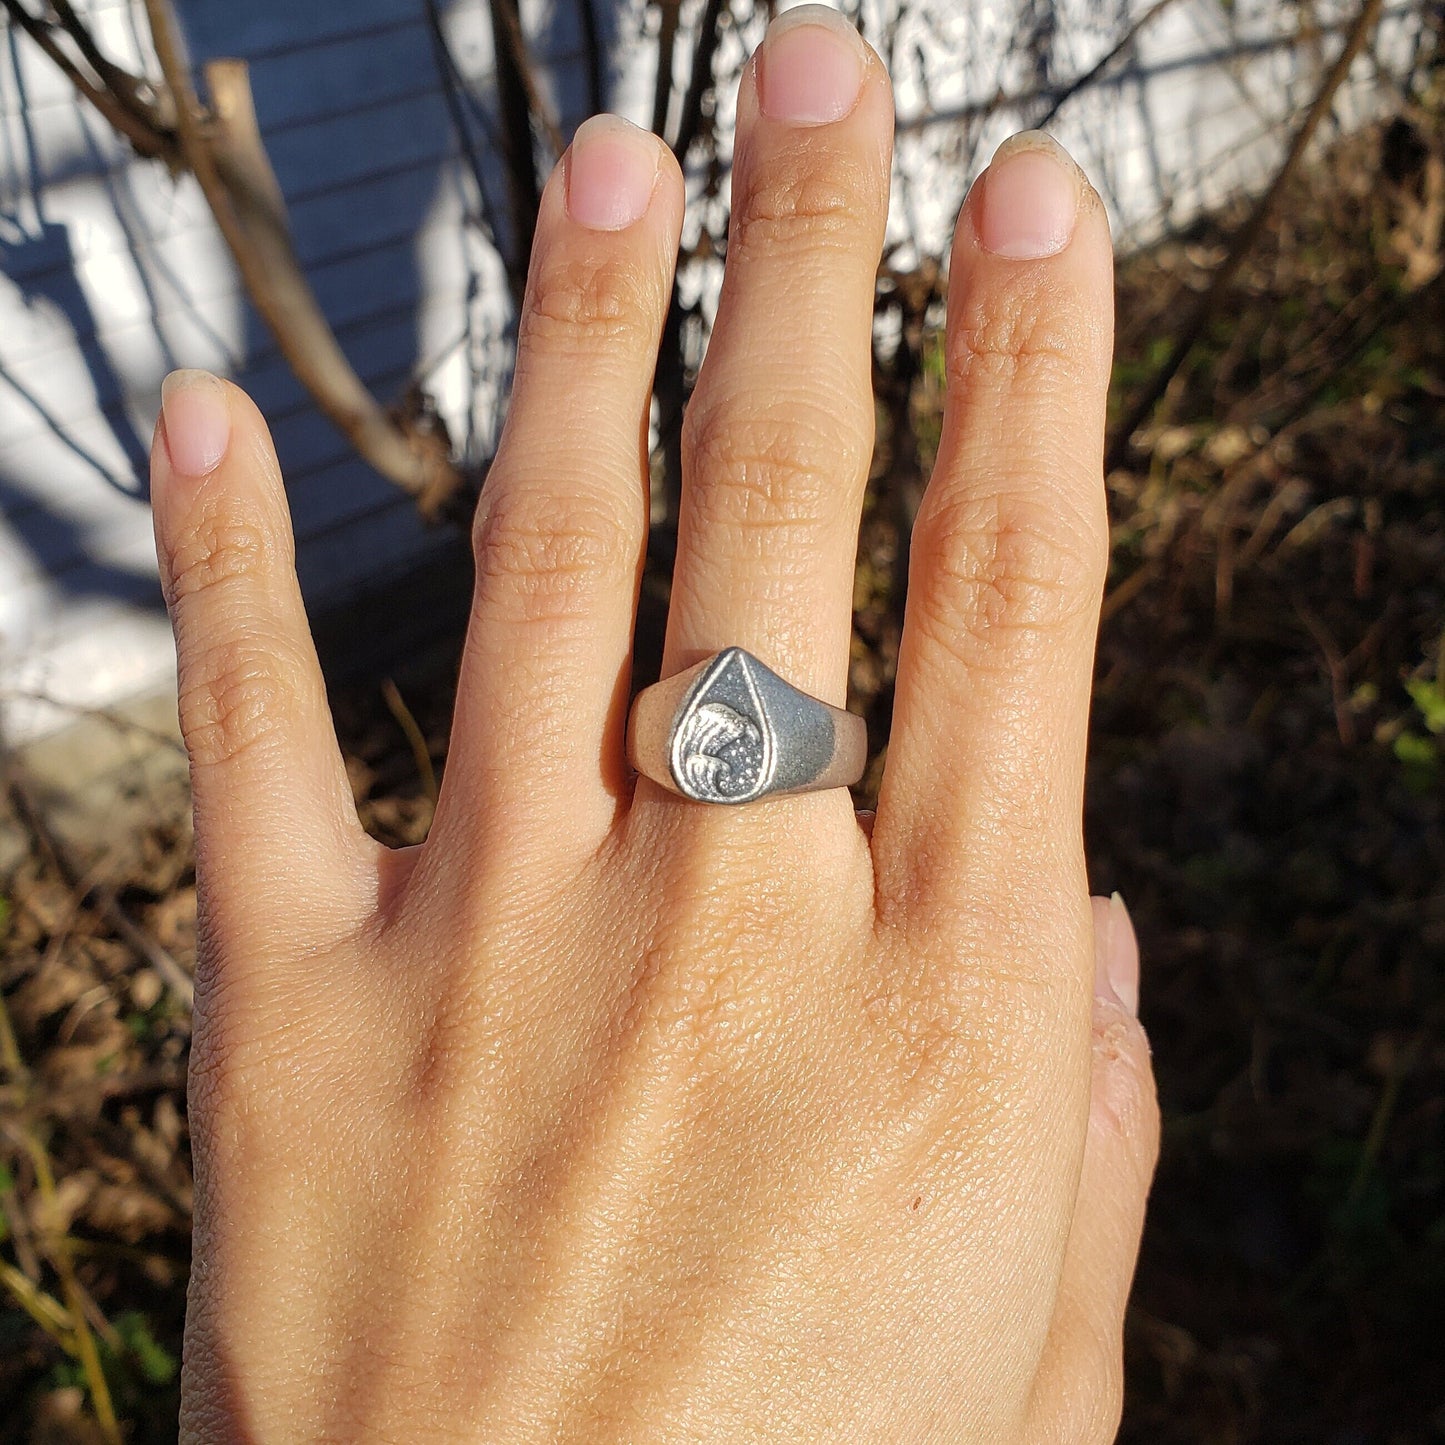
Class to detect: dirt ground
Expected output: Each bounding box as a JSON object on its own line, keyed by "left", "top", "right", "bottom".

{"left": 3, "top": 107, "right": 1444, "bottom": 1442}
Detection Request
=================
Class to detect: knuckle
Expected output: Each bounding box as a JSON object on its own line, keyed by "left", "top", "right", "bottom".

{"left": 863, "top": 943, "right": 1074, "bottom": 1123}
{"left": 909, "top": 487, "right": 1104, "bottom": 664}
{"left": 522, "top": 251, "right": 657, "bottom": 355}
{"left": 682, "top": 401, "right": 865, "bottom": 538}
{"left": 162, "top": 496, "right": 271, "bottom": 611}
{"left": 732, "top": 160, "right": 871, "bottom": 259}
{"left": 163, "top": 497, "right": 293, "bottom": 772}
{"left": 1091, "top": 1008, "right": 1161, "bottom": 1175}
{"left": 176, "top": 632, "right": 287, "bottom": 771}
{"left": 646, "top": 936, "right": 765, "bottom": 1063}
{"left": 471, "top": 484, "right": 635, "bottom": 627}
{"left": 624, "top": 865, "right": 810, "bottom": 1067}
{"left": 947, "top": 277, "right": 1093, "bottom": 396}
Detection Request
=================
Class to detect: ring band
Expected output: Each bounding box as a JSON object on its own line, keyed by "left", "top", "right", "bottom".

{"left": 627, "top": 647, "right": 867, "bottom": 804}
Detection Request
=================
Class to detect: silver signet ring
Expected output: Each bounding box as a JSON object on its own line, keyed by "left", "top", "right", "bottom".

{"left": 626, "top": 648, "right": 867, "bottom": 804}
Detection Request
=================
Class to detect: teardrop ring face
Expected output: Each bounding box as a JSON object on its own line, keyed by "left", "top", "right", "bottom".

{"left": 670, "top": 650, "right": 777, "bottom": 803}
{"left": 626, "top": 647, "right": 868, "bottom": 805}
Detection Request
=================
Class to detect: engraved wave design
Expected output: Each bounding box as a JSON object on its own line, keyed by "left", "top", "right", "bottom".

{"left": 677, "top": 701, "right": 765, "bottom": 800}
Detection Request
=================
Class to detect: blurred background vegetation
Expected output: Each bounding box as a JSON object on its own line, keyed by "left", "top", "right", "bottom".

{"left": 1, "top": 0, "right": 1443, "bottom": 1439}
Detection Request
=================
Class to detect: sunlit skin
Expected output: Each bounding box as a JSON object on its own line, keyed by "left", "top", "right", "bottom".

{"left": 152, "top": 9, "right": 1158, "bottom": 1441}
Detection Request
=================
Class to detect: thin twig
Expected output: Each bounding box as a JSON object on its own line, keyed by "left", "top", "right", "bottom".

{"left": 381, "top": 679, "right": 439, "bottom": 808}
{"left": 490, "top": 0, "right": 563, "bottom": 156}
{"left": 487, "top": 0, "right": 545, "bottom": 305}
{"left": 0, "top": 1186, "right": 42, "bottom": 1282}
{"left": 577, "top": 0, "right": 604, "bottom": 117}
{"left": 1346, "top": 1033, "right": 1423, "bottom": 1209}
{"left": 651, "top": 0, "right": 682, "bottom": 139}
{"left": 672, "top": 0, "right": 729, "bottom": 163}
{"left": 652, "top": 0, "right": 734, "bottom": 525}
{"left": 95, "top": 886, "right": 195, "bottom": 1011}
{"left": 1296, "top": 601, "right": 1357, "bottom": 747}
{"left": 1251, "top": 264, "right": 1445, "bottom": 435}
{"left": 1035, "top": 0, "right": 1188, "bottom": 130}
{"left": 0, "top": 1259, "right": 73, "bottom": 1347}
{"left": 48, "top": 0, "right": 171, "bottom": 130}
{"left": 422, "top": 0, "right": 504, "bottom": 252}
{"left": 3, "top": 761, "right": 195, "bottom": 1011}
{"left": 0, "top": 689, "right": 188, "bottom": 755}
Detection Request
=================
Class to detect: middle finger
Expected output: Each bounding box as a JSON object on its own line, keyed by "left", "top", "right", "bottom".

{"left": 661, "top": 6, "right": 893, "bottom": 707}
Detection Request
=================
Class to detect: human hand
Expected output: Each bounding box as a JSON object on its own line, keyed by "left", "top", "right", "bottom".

{"left": 152, "top": 7, "right": 1157, "bottom": 1440}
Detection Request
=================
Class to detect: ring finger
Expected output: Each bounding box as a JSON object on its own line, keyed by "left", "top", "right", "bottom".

{"left": 658, "top": 6, "right": 893, "bottom": 713}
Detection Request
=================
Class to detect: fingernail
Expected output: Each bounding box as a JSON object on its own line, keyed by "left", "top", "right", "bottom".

{"left": 978, "top": 130, "right": 1082, "bottom": 260}
{"left": 759, "top": 5, "right": 865, "bottom": 126}
{"left": 567, "top": 114, "right": 659, "bottom": 231}
{"left": 159, "top": 370, "right": 231, "bottom": 479}
{"left": 1092, "top": 891, "right": 1140, "bottom": 1016}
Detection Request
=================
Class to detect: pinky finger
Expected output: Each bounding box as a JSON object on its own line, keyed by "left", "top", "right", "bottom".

{"left": 1026, "top": 894, "right": 1159, "bottom": 1444}
{"left": 151, "top": 371, "right": 375, "bottom": 955}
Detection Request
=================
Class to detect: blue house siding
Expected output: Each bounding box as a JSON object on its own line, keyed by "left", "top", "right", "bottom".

{"left": 0, "top": 0, "right": 506, "bottom": 738}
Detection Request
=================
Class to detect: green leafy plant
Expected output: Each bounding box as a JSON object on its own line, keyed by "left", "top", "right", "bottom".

{"left": 112, "top": 1311, "right": 179, "bottom": 1386}
{"left": 1404, "top": 676, "right": 1445, "bottom": 733}
{"left": 1394, "top": 673, "right": 1445, "bottom": 784}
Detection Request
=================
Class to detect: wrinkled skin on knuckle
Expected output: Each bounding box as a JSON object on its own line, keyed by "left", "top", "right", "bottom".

{"left": 682, "top": 401, "right": 865, "bottom": 546}
{"left": 522, "top": 251, "right": 660, "bottom": 359}
{"left": 947, "top": 267, "right": 1104, "bottom": 399}
{"left": 616, "top": 830, "right": 852, "bottom": 1075}
{"left": 162, "top": 497, "right": 298, "bottom": 770}
{"left": 471, "top": 484, "right": 636, "bottom": 628}
{"left": 163, "top": 523, "right": 261, "bottom": 611}
{"left": 175, "top": 631, "right": 292, "bottom": 771}
{"left": 731, "top": 152, "right": 878, "bottom": 260}
{"left": 908, "top": 487, "right": 1105, "bottom": 668}
{"left": 859, "top": 918, "right": 1087, "bottom": 1142}
{"left": 161, "top": 481, "right": 292, "bottom": 606}
{"left": 1089, "top": 1008, "right": 1160, "bottom": 1179}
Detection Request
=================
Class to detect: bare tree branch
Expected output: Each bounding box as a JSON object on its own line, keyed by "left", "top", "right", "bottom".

{"left": 1033, "top": 0, "right": 1188, "bottom": 131}
{"left": 487, "top": 0, "right": 545, "bottom": 304}
{"left": 672, "top": 0, "right": 728, "bottom": 162}
{"left": 1106, "top": 0, "right": 1388, "bottom": 471}
{"left": 577, "top": 0, "right": 604, "bottom": 117}
{"left": 48, "top": 0, "right": 172, "bottom": 131}
{"left": 490, "top": 0, "right": 563, "bottom": 158}
{"left": 651, "top": 0, "right": 682, "bottom": 138}
{"left": 0, "top": 0, "right": 173, "bottom": 161}
{"left": 141, "top": 0, "right": 466, "bottom": 516}
{"left": 5, "top": 0, "right": 473, "bottom": 518}
{"left": 423, "top": 0, "right": 505, "bottom": 252}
